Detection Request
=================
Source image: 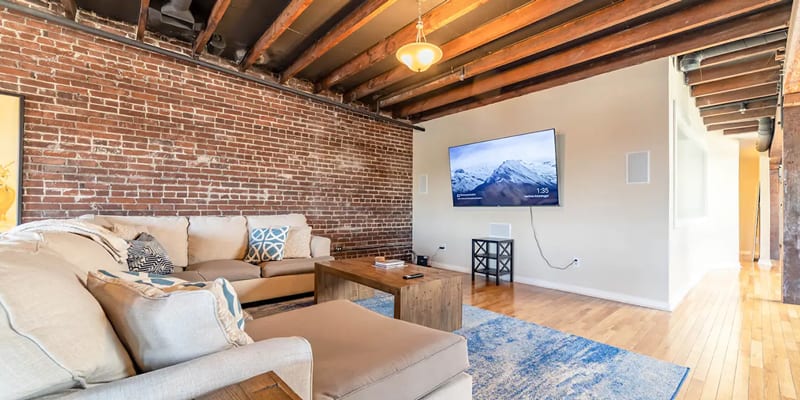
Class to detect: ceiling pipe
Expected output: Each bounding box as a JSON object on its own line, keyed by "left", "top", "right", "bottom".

{"left": 161, "top": 0, "right": 195, "bottom": 25}
{"left": 0, "top": 0, "right": 424, "bottom": 132}
{"left": 679, "top": 30, "right": 787, "bottom": 72}
{"left": 755, "top": 117, "right": 775, "bottom": 152}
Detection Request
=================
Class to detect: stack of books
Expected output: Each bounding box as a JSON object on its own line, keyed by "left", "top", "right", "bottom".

{"left": 374, "top": 259, "right": 405, "bottom": 269}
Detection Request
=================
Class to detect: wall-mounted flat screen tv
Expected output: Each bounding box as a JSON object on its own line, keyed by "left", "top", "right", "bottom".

{"left": 449, "top": 128, "right": 559, "bottom": 207}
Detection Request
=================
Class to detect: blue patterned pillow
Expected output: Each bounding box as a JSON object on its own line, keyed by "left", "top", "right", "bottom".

{"left": 244, "top": 226, "right": 289, "bottom": 263}
{"left": 96, "top": 269, "right": 184, "bottom": 288}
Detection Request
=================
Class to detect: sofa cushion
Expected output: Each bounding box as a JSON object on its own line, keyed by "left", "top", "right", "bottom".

{"left": 88, "top": 271, "right": 253, "bottom": 372}
{"left": 0, "top": 247, "right": 135, "bottom": 399}
{"left": 111, "top": 223, "right": 150, "bottom": 241}
{"left": 246, "top": 214, "right": 307, "bottom": 230}
{"left": 260, "top": 256, "right": 334, "bottom": 278}
{"left": 187, "top": 259, "right": 261, "bottom": 282}
{"left": 245, "top": 300, "right": 469, "bottom": 400}
{"left": 284, "top": 225, "right": 312, "bottom": 259}
{"left": 81, "top": 215, "right": 190, "bottom": 267}
{"left": 244, "top": 226, "right": 289, "bottom": 263}
{"left": 126, "top": 233, "right": 174, "bottom": 274}
{"left": 188, "top": 216, "right": 248, "bottom": 264}
{"left": 38, "top": 232, "right": 126, "bottom": 281}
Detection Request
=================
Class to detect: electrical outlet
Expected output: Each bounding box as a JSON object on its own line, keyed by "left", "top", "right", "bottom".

{"left": 573, "top": 258, "right": 580, "bottom": 268}
{"left": 334, "top": 246, "right": 343, "bottom": 252}
{"left": 439, "top": 244, "right": 447, "bottom": 251}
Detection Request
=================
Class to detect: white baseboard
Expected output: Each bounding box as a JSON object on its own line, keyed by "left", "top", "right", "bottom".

{"left": 758, "top": 259, "right": 774, "bottom": 269}
{"left": 668, "top": 270, "right": 708, "bottom": 311}
{"left": 431, "top": 261, "right": 671, "bottom": 311}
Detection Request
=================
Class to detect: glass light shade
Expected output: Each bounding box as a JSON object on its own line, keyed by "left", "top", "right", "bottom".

{"left": 396, "top": 41, "right": 443, "bottom": 72}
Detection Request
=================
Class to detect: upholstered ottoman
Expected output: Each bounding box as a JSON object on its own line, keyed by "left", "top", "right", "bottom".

{"left": 245, "top": 300, "right": 470, "bottom": 400}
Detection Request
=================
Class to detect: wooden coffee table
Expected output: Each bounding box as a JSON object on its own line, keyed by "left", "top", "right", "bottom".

{"left": 315, "top": 258, "right": 463, "bottom": 331}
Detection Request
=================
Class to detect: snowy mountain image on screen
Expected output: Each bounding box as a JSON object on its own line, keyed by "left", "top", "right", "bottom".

{"left": 452, "top": 160, "right": 556, "bottom": 194}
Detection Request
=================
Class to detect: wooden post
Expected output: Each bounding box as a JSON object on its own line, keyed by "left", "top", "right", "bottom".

{"left": 782, "top": 0, "right": 800, "bottom": 304}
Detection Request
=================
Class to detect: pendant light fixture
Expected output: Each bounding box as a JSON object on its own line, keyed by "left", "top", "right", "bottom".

{"left": 395, "top": 0, "right": 443, "bottom": 72}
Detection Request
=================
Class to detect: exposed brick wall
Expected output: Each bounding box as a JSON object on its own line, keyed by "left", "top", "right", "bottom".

{"left": 0, "top": 4, "right": 413, "bottom": 258}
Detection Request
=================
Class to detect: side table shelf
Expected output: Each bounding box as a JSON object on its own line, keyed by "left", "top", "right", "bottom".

{"left": 471, "top": 237, "right": 514, "bottom": 285}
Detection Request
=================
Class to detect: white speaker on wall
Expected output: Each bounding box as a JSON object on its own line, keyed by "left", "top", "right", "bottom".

{"left": 626, "top": 151, "right": 650, "bottom": 184}
{"left": 418, "top": 174, "right": 428, "bottom": 194}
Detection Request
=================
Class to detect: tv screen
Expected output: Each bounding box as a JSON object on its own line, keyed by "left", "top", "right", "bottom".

{"left": 449, "top": 129, "right": 559, "bottom": 207}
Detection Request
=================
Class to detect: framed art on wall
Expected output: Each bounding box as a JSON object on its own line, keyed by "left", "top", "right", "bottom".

{"left": 0, "top": 92, "right": 23, "bottom": 232}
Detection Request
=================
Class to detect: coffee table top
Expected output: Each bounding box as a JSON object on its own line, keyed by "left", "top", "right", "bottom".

{"left": 315, "top": 257, "right": 462, "bottom": 295}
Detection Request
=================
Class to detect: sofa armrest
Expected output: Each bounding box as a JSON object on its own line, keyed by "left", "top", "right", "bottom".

{"left": 310, "top": 235, "right": 331, "bottom": 258}
{"left": 60, "top": 337, "right": 313, "bottom": 400}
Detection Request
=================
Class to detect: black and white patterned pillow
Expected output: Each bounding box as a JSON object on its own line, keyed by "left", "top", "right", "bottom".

{"left": 126, "top": 233, "right": 174, "bottom": 274}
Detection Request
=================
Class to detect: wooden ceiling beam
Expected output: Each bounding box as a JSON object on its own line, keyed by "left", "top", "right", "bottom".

{"left": 192, "top": 0, "right": 232, "bottom": 56}
{"left": 724, "top": 126, "right": 760, "bottom": 135}
{"left": 695, "top": 83, "right": 778, "bottom": 108}
{"left": 318, "top": 0, "right": 492, "bottom": 91}
{"left": 380, "top": 0, "right": 682, "bottom": 108}
{"left": 240, "top": 0, "right": 314, "bottom": 72}
{"left": 396, "top": 0, "right": 785, "bottom": 118}
{"left": 137, "top": 0, "right": 151, "bottom": 41}
{"left": 61, "top": 0, "right": 77, "bottom": 20}
{"left": 345, "top": 0, "right": 585, "bottom": 103}
{"left": 699, "top": 97, "right": 777, "bottom": 117}
{"left": 686, "top": 53, "right": 780, "bottom": 85}
{"left": 346, "top": 0, "right": 580, "bottom": 103}
{"left": 703, "top": 107, "right": 778, "bottom": 124}
{"left": 691, "top": 69, "right": 780, "bottom": 97}
{"left": 707, "top": 121, "right": 760, "bottom": 131}
{"left": 413, "top": 6, "right": 789, "bottom": 122}
{"left": 699, "top": 40, "right": 785, "bottom": 68}
{"left": 280, "top": 0, "right": 399, "bottom": 83}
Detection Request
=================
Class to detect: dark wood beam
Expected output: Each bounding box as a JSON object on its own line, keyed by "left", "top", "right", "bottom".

{"left": 318, "top": 0, "right": 491, "bottom": 91}
{"left": 240, "top": 0, "right": 314, "bottom": 72}
{"left": 691, "top": 69, "right": 780, "bottom": 97}
{"left": 686, "top": 53, "right": 780, "bottom": 85}
{"left": 724, "top": 126, "right": 760, "bottom": 135}
{"left": 396, "top": 0, "right": 785, "bottom": 118}
{"left": 379, "top": 0, "right": 682, "bottom": 108}
{"left": 699, "top": 97, "right": 777, "bottom": 117}
{"left": 192, "top": 0, "right": 232, "bottom": 55}
{"left": 281, "top": 0, "right": 399, "bottom": 83}
{"left": 695, "top": 83, "right": 778, "bottom": 108}
{"left": 137, "top": 0, "right": 151, "bottom": 41}
{"left": 412, "top": 6, "right": 789, "bottom": 122}
{"left": 699, "top": 40, "right": 785, "bottom": 68}
{"left": 784, "top": 0, "right": 800, "bottom": 107}
{"left": 345, "top": 0, "right": 581, "bottom": 102}
{"left": 61, "top": 0, "right": 77, "bottom": 20}
{"left": 703, "top": 107, "right": 777, "bottom": 124}
{"left": 707, "top": 121, "right": 760, "bottom": 131}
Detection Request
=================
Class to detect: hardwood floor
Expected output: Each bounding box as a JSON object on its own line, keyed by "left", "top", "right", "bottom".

{"left": 463, "top": 261, "right": 800, "bottom": 399}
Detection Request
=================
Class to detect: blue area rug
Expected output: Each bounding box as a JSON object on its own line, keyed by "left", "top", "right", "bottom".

{"left": 247, "top": 295, "right": 688, "bottom": 399}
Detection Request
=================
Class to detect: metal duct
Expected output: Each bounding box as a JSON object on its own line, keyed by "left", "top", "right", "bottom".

{"left": 161, "top": 0, "right": 194, "bottom": 25}
{"left": 679, "top": 31, "right": 787, "bottom": 72}
{"left": 207, "top": 34, "right": 225, "bottom": 56}
{"left": 755, "top": 117, "right": 775, "bottom": 152}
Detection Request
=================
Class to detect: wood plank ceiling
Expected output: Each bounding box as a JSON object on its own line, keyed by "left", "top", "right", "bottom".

{"left": 62, "top": 0, "right": 792, "bottom": 123}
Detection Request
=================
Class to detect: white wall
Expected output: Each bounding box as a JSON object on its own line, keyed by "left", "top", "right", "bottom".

{"left": 415, "top": 60, "right": 672, "bottom": 309}
{"left": 667, "top": 60, "right": 740, "bottom": 308}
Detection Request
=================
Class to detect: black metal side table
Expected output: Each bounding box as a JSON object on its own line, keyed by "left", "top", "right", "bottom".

{"left": 471, "top": 237, "right": 513, "bottom": 285}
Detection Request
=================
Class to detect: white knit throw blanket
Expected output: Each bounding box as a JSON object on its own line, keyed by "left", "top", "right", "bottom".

{"left": 8, "top": 219, "right": 129, "bottom": 262}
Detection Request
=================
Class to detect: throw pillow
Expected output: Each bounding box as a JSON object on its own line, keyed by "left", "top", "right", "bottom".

{"left": 95, "top": 269, "right": 186, "bottom": 288}
{"left": 244, "top": 226, "right": 289, "bottom": 263}
{"left": 87, "top": 270, "right": 252, "bottom": 372}
{"left": 126, "top": 232, "right": 174, "bottom": 274}
{"left": 283, "top": 225, "right": 312, "bottom": 259}
{"left": 112, "top": 223, "right": 150, "bottom": 241}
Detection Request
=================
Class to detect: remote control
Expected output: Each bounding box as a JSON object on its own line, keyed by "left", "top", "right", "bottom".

{"left": 403, "top": 273, "right": 424, "bottom": 279}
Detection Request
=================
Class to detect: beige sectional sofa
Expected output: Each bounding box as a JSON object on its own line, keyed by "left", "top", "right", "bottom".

{"left": 0, "top": 216, "right": 473, "bottom": 400}
{"left": 78, "top": 213, "right": 333, "bottom": 303}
